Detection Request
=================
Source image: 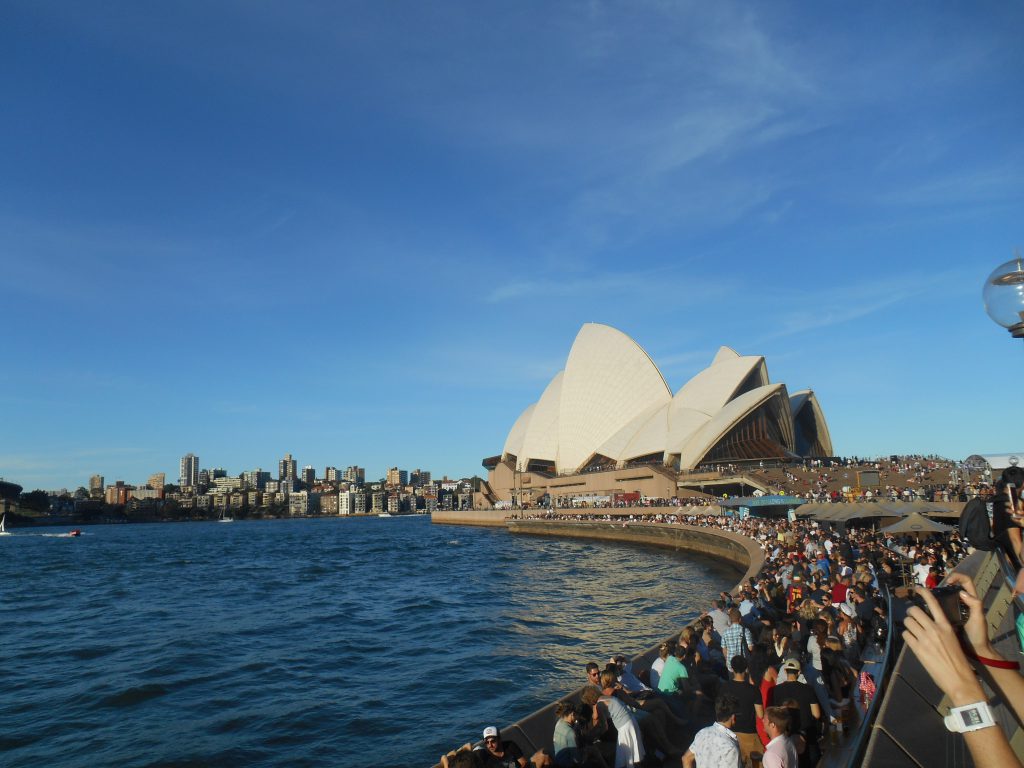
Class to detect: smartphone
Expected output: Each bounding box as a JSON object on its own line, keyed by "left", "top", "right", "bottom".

{"left": 1009, "top": 483, "right": 1022, "bottom": 519}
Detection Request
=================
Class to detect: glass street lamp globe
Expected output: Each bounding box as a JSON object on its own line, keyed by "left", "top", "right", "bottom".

{"left": 982, "top": 253, "right": 1024, "bottom": 338}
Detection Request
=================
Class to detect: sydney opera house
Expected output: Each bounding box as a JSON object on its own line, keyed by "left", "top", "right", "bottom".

{"left": 480, "top": 323, "right": 832, "bottom": 507}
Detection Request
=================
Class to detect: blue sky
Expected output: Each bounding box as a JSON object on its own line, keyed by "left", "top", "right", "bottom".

{"left": 2, "top": 2, "right": 1022, "bottom": 491}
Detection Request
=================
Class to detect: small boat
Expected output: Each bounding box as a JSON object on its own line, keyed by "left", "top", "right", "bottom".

{"left": 378, "top": 512, "right": 393, "bottom": 518}
{"left": 0, "top": 512, "right": 10, "bottom": 536}
{"left": 68, "top": 529, "right": 82, "bottom": 537}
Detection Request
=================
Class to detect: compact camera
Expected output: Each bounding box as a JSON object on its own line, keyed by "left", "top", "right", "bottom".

{"left": 909, "top": 585, "right": 969, "bottom": 627}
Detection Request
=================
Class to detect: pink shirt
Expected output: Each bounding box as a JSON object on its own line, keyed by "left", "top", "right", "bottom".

{"left": 762, "top": 734, "right": 798, "bottom": 768}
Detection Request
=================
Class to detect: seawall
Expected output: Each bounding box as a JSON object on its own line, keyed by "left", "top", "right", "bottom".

{"left": 431, "top": 509, "right": 510, "bottom": 526}
{"left": 505, "top": 519, "right": 762, "bottom": 584}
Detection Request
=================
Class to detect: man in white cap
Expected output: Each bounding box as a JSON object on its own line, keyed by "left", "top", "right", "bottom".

{"left": 474, "top": 726, "right": 552, "bottom": 768}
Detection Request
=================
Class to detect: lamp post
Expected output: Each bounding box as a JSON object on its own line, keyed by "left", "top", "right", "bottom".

{"left": 982, "top": 251, "right": 1024, "bottom": 339}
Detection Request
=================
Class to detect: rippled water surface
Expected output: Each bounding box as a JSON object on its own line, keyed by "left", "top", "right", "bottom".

{"left": 0, "top": 517, "right": 736, "bottom": 767}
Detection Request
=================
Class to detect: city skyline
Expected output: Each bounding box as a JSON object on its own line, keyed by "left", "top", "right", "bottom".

{"left": 3, "top": 2, "right": 1023, "bottom": 490}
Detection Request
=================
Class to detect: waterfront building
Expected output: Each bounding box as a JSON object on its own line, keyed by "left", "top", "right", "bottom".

{"left": 195, "top": 494, "right": 212, "bottom": 510}
{"left": 89, "top": 474, "right": 104, "bottom": 497}
{"left": 228, "top": 492, "right": 246, "bottom": 510}
{"left": 483, "top": 323, "right": 833, "bottom": 508}
{"left": 320, "top": 492, "right": 340, "bottom": 515}
{"left": 339, "top": 491, "right": 354, "bottom": 515}
{"left": 247, "top": 491, "right": 262, "bottom": 509}
{"left": 179, "top": 453, "right": 200, "bottom": 489}
{"left": 105, "top": 482, "right": 131, "bottom": 505}
{"left": 279, "top": 453, "right": 297, "bottom": 483}
{"left": 131, "top": 487, "right": 161, "bottom": 501}
{"left": 288, "top": 490, "right": 320, "bottom": 516}
{"left": 371, "top": 491, "right": 385, "bottom": 514}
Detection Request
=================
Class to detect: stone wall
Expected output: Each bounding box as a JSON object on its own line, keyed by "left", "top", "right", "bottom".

{"left": 505, "top": 519, "right": 762, "bottom": 583}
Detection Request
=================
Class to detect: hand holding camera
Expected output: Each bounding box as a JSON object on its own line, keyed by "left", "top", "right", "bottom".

{"left": 909, "top": 584, "right": 970, "bottom": 628}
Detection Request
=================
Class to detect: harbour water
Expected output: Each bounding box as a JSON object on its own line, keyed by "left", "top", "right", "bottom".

{"left": 0, "top": 516, "right": 735, "bottom": 767}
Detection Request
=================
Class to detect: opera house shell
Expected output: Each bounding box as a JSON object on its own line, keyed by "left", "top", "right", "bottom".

{"left": 484, "top": 324, "right": 831, "bottom": 506}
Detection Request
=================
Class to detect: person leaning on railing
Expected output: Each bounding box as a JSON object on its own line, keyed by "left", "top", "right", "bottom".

{"left": 903, "top": 574, "right": 1024, "bottom": 768}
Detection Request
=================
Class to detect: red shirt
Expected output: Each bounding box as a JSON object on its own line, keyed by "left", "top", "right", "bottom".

{"left": 831, "top": 582, "right": 849, "bottom": 603}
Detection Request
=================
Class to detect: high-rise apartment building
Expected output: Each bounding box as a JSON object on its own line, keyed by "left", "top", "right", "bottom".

{"left": 148, "top": 472, "right": 166, "bottom": 490}
{"left": 386, "top": 467, "right": 408, "bottom": 487}
{"left": 179, "top": 453, "right": 200, "bottom": 488}
{"left": 301, "top": 465, "right": 316, "bottom": 485}
{"left": 279, "top": 453, "right": 297, "bottom": 482}
{"left": 242, "top": 469, "right": 270, "bottom": 490}
{"left": 343, "top": 466, "right": 365, "bottom": 485}
{"left": 89, "top": 474, "right": 105, "bottom": 497}
{"left": 410, "top": 469, "right": 431, "bottom": 487}
{"left": 325, "top": 466, "right": 340, "bottom": 483}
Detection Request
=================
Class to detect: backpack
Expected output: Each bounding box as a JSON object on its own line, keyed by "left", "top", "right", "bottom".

{"left": 960, "top": 497, "right": 996, "bottom": 551}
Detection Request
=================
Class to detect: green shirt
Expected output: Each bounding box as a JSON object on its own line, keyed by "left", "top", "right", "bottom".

{"left": 657, "top": 655, "right": 689, "bottom": 694}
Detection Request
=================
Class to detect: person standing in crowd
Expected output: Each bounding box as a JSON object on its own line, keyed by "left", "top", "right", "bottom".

{"left": 718, "top": 656, "right": 763, "bottom": 767}
{"left": 721, "top": 609, "right": 754, "bottom": 662}
{"left": 761, "top": 706, "right": 799, "bottom": 768}
{"left": 682, "top": 694, "right": 743, "bottom": 768}
{"left": 770, "top": 660, "right": 821, "bottom": 768}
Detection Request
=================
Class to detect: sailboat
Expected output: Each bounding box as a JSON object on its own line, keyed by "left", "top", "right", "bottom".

{"left": 218, "top": 509, "right": 234, "bottom": 523}
{"left": 0, "top": 512, "right": 10, "bottom": 536}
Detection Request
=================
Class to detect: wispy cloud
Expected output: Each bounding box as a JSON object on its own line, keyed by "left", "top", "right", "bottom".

{"left": 483, "top": 267, "right": 733, "bottom": 305}
{"left": 875, "top": 162, "right": 1023, "bottom": 208}
{"left": 756, "top": 268, "right": 976, "bottom": 339}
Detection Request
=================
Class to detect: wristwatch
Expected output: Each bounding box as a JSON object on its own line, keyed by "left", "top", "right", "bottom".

{"left": 944, "top": 701, "right": 997, "bottom": 733}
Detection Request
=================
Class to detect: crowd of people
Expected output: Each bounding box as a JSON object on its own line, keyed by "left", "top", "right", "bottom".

{"left": 509, "top": 455, "right": 986, "bottom": 511}
{"left": 441, "top": 511, "right": 974, "bottom": 768}
{"left": 443, "top": 461, "right": 1024, "bottom": 768}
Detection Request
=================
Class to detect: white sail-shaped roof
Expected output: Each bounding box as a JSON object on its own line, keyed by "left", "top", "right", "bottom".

{"left": 557, "top": 324, "right": 672, "bottom": 473}
{"left": 711, "top": 345, "right": 740, "bottom": 365}
{"left": 502, "top": 403, "right": 536, "bottom": 462}
{"left": 493, "top": 326, "right": 832, "bottom": 476}
{"left": 666, "top": 402, "right": 713, "bottom": 457}
{"left": 674, "top": 354, "right": 768, "bottom": 415}
{"left": 679, "top": 383, "right": 793, "bottom": 469}
{"left": 518, "top": 371, "right": 564, "bottom": 469}
{"left": 596, "top": 402, "right": 667, "bottom": 462}
{"left": 790, "top": 389, "right": 833, "bottom": 456}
